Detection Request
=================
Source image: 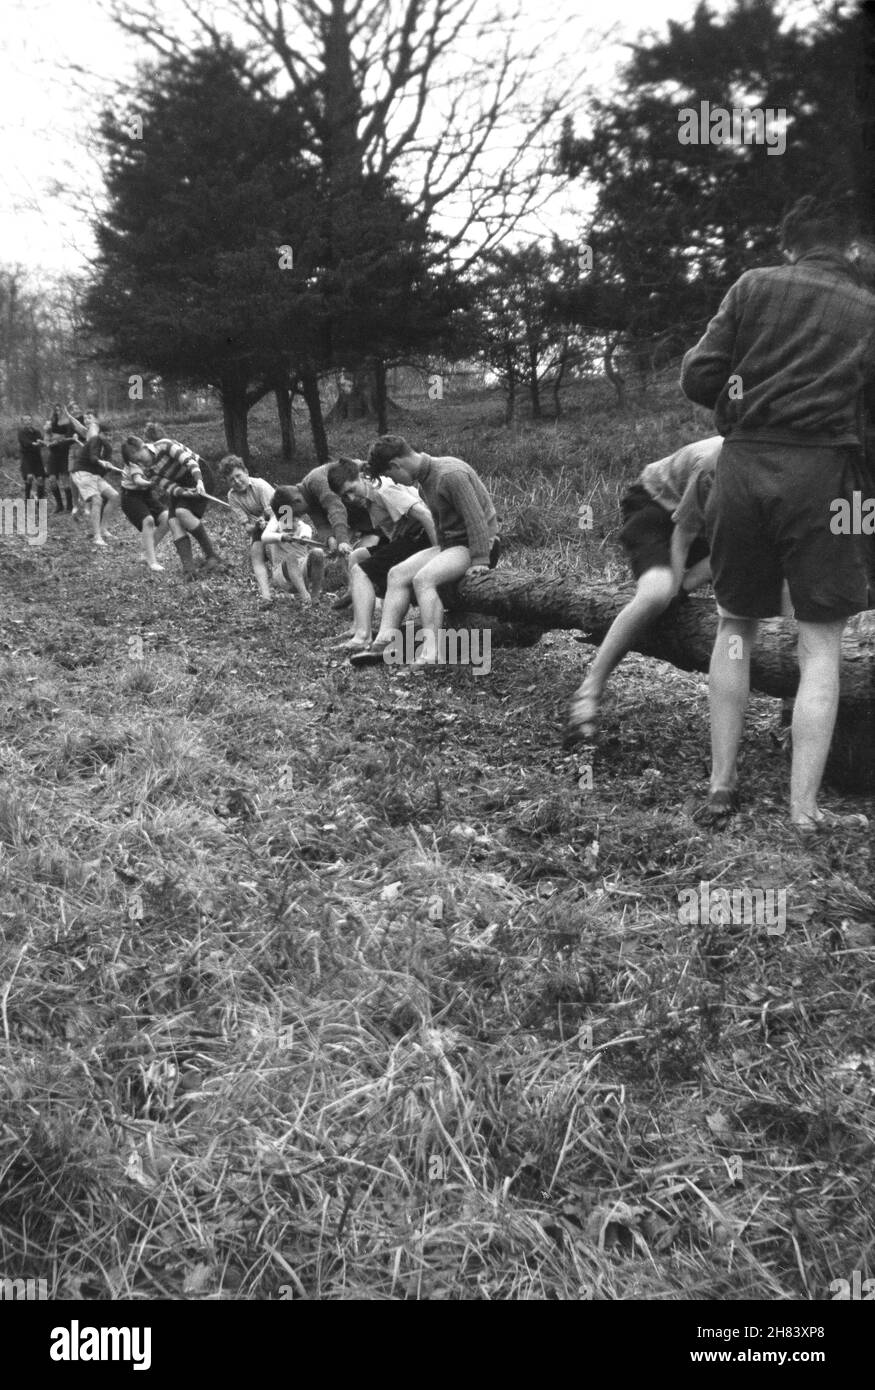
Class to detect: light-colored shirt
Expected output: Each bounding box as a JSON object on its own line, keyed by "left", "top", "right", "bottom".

{"left": 363, "top": 480, "right": 423, "bottom": 539}
{"left": 227, "top": 476, "right": 275, "bottom": 524}
{"left": 262, "top": 514, "right": 314, "bottom": 550}
{"left": 639, "top": 438, "right": 723, "bottom": 515}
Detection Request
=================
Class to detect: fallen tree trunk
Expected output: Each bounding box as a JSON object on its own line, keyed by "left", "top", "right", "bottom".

{"left": 448, "top": 571, "right": 875, "bottom": 795}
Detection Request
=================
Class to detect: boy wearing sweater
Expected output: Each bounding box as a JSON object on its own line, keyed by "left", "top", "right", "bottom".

{"left": 566, "top": 437, "right": 724, "bottom": 744}
{"left": 352, "top": 435, "right": 499, "bottom": 668}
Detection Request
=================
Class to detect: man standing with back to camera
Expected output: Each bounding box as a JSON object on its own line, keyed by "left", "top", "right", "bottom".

{"left": 681, "top": 195, "right": 875, "bottom": 839}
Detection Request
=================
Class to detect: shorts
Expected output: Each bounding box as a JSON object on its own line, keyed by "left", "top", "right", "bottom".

{"left": 618, "top": 482, "right": 709, "bottom": 579}
{"left": 358, "top": 530, "right": 430, "bottom": 597}
{"left": 121, "top": 488, "right": 166, "bottom": 531}
{"left": 46, "top": 448, "right": 72, "bottom": 477}
{"left": 167, "top": 493, "right": 207, "bottom": 521}
{"left": 708, "top": 440, "right": 869, "bottom": 623}
{"left": 71, "top": 471, "right": 116, "bottom": 503}
{"left": 20, "top": 455, "right": 45, "bottom": 481}
{"left": 272, "top": 540, "right": 313, "bottom": 567}
{"left": 438, "top": 535, "right": 502, "bottom": 567}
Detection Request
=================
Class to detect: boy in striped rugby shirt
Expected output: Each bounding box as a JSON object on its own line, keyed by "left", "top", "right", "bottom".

{"left": 124, "top": 435, "right": 222, "bottom": 581}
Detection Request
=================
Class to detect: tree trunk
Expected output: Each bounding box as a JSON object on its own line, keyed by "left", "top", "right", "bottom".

{"left": 604, "top": 340, "right": 626, "bottom": 411}
{"left": 504, "top": 363, "right": 516, "bottom": 424}
{"left": 275, "top": 381, "right": 296, "bottom": 462}
{"left": 220, "top": 377, "right": 250, "bottom": 461}
{"left": 552, "top": 338, "right": 568, "bottom": 419}
{"left": 300, "top": 370, "right": 329, "bottom": 462}
{"left": 374, "top": 358, "right": 388, "bottom": 434}
{"left": 447, "top": 572, "right": 875, "bottom": 794}
{"left": 528, "top": 345, "right": 542, "bottom": 419}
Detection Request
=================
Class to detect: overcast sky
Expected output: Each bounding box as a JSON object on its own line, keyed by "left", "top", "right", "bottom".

{"left": 1, "top": 0, "right": 789, "bottom": 279}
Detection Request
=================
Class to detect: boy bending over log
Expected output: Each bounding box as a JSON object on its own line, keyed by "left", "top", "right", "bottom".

{"left": 566, "top": 437, "right": 724, "bottom": 743}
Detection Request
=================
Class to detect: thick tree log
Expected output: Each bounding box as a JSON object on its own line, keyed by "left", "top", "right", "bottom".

{"left": 450, "top": 570, "right": 875, "bottom": 794}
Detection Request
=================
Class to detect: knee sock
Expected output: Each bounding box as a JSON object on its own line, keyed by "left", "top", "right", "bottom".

{"left": 24, "top": 480, "right": 32, "bottom": 502}
{"left": 36, "top": 481, "right": 45, "bottom": 501}
{"left": 191, "top": 524, "right": 216, "bottom": 559}
{"left": 173, "top": 534, "right": 196, "bottom": 575}
{"left": 50, "top": 481, "right": 63, "bottom": 511}
{"left": 63, "top": 486, "right": 74, "bottom": 511}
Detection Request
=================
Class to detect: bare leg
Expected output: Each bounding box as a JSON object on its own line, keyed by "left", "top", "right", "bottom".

{"left": 307, "top": 548, "right": 325, "bottom": 600}
{"left": 100, "top": 486, "right": 120, "bottom": 538}
{"left": 342, "top": 563, "right": 377, "bottom": 646}
{"left": 790, "top": 619, "right": 846, "bottom": 825}
{"left": 89, "top": 495, "right": 106, "bottom": 545}
{"left": 250, "top": 540, "right": 272, "bottom": 602}
{"left": 709, "top": 615, "right": 759, "bottom": 794}
{"left": 569, "top": 566, "right": 678, "bottom": 732}
{"left": 373, "top": 546, "right": 441, "bottom": 643}
{"left": 411, "top": 545, "right": 470, "bottom": 663}
{"left": 287, "top": 556, "right": 312, "bottom": 604}
{"left": 140, "top": 516, "right": 164, "bottom": 570}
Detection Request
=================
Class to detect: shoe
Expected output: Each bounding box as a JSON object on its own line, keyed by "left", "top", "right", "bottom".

{"left": 350, "top": 641, "right": 392, "bottom": 667}
{"left": 331, "top": 591, "right": 353, "bottom": 611}
{"left": 258, "top": 598, "right": 274, "bottom": 610}
{"left": 204, "top": 556, "right": 221, "bottom": 574}
{"left": 335, "top": 637, "right": 370, "bottom": 653}
{"left": 101, "top": 531, "right": 117, "bottom": 541}
{"left": 148, "top": 562, "right": 164, "bottom": 573}
{"left": 699, "top": 788, "right": 739, "bottom": 823}
{"left": 93, "top": 537, "right": 108, "bottom": 548}
{"left": 563, "top": 689, "right": 601, "bottom": 747}
{"left": 792, "top": 808, "right": 869, "bottom": 841}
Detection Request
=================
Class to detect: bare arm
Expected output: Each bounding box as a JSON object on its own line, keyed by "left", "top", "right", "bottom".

{"left": 669, "top": 525, "right": 711, "bottom": 592}
{"left": 409, "top": 500, "right": 437, "bottom": 546}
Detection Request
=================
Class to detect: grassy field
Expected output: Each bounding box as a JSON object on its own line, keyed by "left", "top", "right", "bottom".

{"left": 0, "top": 380, "right": 872, "bottom": 1301}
